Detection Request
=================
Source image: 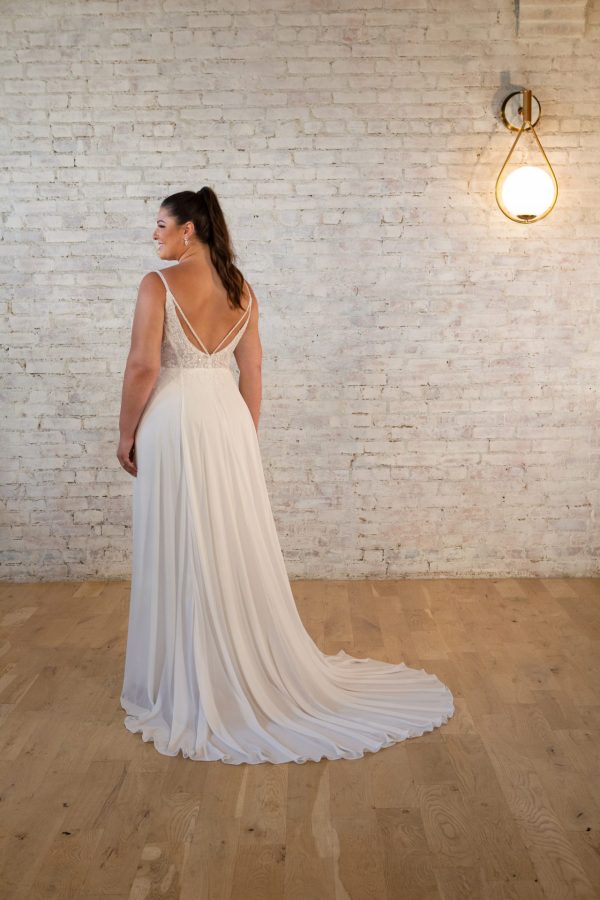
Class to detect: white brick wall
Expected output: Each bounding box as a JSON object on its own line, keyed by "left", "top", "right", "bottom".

{"left": 2, "top": 0, "right": 599, "bottom": 581}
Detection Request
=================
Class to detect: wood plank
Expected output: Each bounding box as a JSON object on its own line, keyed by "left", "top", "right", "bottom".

{"left": 0, "top": 577, "right": 598, "bottom": 899}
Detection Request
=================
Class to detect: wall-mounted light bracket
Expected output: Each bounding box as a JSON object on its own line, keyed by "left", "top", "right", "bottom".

{"left": 500, "top": 90, "right": 541, "bottom": 131}
{"left": 495, "top": 88, "right": 558, "bottom": 224}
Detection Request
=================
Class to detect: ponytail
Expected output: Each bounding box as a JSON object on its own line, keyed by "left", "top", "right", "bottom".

{"left": 160, "top": 187, "right": 246, "bottom": 310}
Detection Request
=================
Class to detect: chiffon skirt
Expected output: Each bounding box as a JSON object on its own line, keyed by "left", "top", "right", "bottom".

{"left": 120, "top": 366, "right": 454, "bottom": 764}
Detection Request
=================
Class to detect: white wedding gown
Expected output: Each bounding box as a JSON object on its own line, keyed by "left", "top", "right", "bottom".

{"left": 120, "top": 269, "right": 454, "bottom": 764}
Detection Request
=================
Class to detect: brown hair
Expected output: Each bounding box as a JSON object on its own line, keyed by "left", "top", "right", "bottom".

{"left": 160, "top": 186, "right": 246, "bottom": 310}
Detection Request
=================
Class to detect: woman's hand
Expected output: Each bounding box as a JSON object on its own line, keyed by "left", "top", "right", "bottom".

{"left": 117, "top": 435, "right": 137, "bottom": 477}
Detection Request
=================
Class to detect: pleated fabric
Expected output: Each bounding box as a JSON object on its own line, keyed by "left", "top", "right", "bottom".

{"left": 120, "top": 272, "right": 454, "bottom": 764}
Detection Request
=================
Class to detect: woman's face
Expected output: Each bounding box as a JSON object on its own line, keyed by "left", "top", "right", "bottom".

{"left": 152, "top": 207, "right": 184, "bottom": 260}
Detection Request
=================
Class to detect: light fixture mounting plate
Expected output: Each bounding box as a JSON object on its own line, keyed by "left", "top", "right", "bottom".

{"left": 500, "top": 90, "right": 541, "bottom": 131}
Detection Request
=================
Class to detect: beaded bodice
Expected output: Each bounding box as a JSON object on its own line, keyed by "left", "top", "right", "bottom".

{"left": 154, "top": 269, "right": 252, "bottom": 370}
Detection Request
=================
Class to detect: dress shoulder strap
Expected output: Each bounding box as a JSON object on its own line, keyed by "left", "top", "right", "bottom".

{"left": 210, "top": 283, "right": 252, "bottom": 354}
{"left": 154, "top": 269, "right": 169, "bottom": 296}
{"left": 153, "top": 270, "right": 252, "bottom": 356}
{"left": 154, "top": 269, "right": 211, "bottom": 354}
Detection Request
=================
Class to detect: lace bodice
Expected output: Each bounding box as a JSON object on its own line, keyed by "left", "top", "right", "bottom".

{"left": 154, "top": 269, "right": 252, "bottom": 370}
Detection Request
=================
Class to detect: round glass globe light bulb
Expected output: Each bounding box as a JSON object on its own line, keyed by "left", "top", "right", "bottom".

{"left": 500, "top": 165, "right": 556, "bottom": 220}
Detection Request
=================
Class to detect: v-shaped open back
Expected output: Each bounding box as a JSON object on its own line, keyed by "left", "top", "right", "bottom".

{"left": 154, "top": 269, "right": 252, "bottom": 357}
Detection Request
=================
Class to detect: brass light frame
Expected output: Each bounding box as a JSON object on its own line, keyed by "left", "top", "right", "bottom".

{"left": 495, "top": 88, "right": 558, "bottom": 223}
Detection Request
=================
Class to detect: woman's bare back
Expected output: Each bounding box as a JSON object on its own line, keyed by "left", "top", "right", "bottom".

{"left": 155, "top": 263, "right": 250, "bottom": 355}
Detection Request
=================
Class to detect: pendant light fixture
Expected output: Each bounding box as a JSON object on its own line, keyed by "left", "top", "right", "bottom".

{"left": 495, "top": 88, "right": 558, "bottom": 223}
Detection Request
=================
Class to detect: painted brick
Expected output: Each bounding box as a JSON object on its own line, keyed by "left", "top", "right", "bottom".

{"left": 1, "top": 0, "right": 599, "bottom": 580}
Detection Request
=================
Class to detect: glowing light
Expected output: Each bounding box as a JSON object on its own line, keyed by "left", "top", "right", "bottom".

{"left": 500, "top": 165, "right": 556, "bottom": 221}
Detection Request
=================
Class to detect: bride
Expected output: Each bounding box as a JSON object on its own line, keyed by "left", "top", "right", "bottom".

{"left": 117, "top": 186, "right": 454, "bottom": 765}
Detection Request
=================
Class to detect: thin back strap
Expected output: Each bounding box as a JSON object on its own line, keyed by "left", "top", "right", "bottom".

{"left": 154, "top": 270, "right": 252, "bottom": 355}
{"left": 211, "top": 284, "right": 252, "bottom": 354}
{"left": 154, "top": 269, "right": 210, "bottom": 354}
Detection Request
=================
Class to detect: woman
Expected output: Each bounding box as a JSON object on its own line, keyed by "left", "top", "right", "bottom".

{"left": 118, "top": 186, "right": 454, "bottom": 765}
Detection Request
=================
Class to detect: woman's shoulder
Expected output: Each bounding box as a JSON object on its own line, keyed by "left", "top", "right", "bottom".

{"left": 141, "top": 268, "right": 167, "bottom": 286}
{"left": 243, "top": 279, "right": 258, "bottom": 310}
{"left": 136, "top": 270, "right": 170, "bottom": 308}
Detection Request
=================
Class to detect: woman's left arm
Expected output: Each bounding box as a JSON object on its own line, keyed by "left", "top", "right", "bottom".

{"left": 117, "top": 273, "right": 165, "bottom": 477}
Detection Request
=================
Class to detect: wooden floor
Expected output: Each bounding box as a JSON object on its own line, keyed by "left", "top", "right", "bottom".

{"left": 0, "top": 577, "right": 599, "bottom": 900}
